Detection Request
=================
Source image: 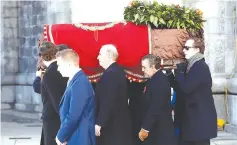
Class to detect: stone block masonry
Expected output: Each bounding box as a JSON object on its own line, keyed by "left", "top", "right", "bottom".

{"left": 1, "top": 1, "right": 19, "bottom": 75}
{"left": 1, "top": 1, "right": 71, "bottom": 112}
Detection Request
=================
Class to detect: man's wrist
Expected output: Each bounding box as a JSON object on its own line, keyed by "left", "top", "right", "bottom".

{"left": 141, "top": 128, "right": 149, "bottom": 133}
{"left": 56, "top": 136, "right": 62, "bottom": 144}
{"left": 56, "top": 132, "right": 65, "bottom": 144}
{"left": 35, "top": 76, "right": 41, "bottom": 79}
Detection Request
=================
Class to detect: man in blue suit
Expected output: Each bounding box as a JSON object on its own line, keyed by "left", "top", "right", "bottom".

{"left": 55, "top": 49, "right": 96, "bottom": 145}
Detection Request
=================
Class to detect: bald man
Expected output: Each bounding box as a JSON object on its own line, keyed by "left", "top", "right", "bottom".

{"left": 95, "top": 44, "right": 133, "bottom": 145}
{"left": 55, "top": 49, "right": 95, "bottom": 145}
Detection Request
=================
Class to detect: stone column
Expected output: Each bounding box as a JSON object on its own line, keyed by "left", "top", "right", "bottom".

{"left": 226, "top": 4, "right": 237, "bottom": 134}
{"left": 183, "top": 0, "right": 237, "bottom": 134}
{"left": 15, "top": 1, "right": 48, "bottom": 112}
{"left": 1, "top": 1, "right": 19, "bottom": 109}
{"left": 11, "top": 1, "right": 71, "bottom": 113}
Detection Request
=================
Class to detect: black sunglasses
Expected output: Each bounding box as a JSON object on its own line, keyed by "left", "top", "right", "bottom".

{"left": 184, "top": 46, "right": 192, "bottom": 50}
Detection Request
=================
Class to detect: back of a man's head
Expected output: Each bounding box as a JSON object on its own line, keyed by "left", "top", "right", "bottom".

{"left": 39, "top": 41, "right": 57, "bottom": 61}
{"left": 56, "top": 44, "right": 71, "bottom": 51}
{"left": 188, "top": 37, "right": 205, "bottom": 54}
{"left": 56, "top": 49, "right": 79, "bottom": 66}
{"left": 101, "top": 44, "right": 118, "bottom": 61}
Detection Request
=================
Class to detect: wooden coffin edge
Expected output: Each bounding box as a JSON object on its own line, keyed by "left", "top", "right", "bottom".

{"left": 149, "top": 27, "right": 204, "bottom": 68}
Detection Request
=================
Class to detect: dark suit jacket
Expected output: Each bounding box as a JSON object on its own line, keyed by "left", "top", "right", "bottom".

{"left": 33, "top": 76, "right": 41, "bottom": 94}
{"left": 141, "top": 70, "right": 177, "bottom": 145}
{"left": 175, "top": 59, "right": 217, "bottom": 141}
{"left": 40, "top": 61, "right": 68, "bottom": 120}
{"left": 128, "top": 81, "right": 146, "bottom": 145}
{"left": 57, "top": 70, "right": 96, "bottom": 145}
{"left": 95, "top": 62, "right": 133, "bottom": 145}
{"left": 166, "top": 71, "right": 185, "bottom": 129}
{"left": 33, "top": 76, "right": 44, "bottom": 145}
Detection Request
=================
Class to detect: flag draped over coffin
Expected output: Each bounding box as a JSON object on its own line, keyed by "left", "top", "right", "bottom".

{"left": 43, "top": 22, "right": 150, "bottom": 82}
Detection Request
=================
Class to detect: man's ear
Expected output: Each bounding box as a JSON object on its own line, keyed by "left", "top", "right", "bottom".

{"left": 151, "top": 64, "right": 156, "bottom": 69}
{"left": 108, "top": 53, "right": 113, "bottom": 59}
{"left": 68, "top": 62, "right": 72, "bottom": 67}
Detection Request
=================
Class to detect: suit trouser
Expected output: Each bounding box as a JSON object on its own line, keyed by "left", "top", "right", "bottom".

{"left": 43, "top": 119, "right": 60, "bottom": 145}
{"left": 181, "top": 140, "right": 210, "bottom": 145}
{"left": 40, "top": 128, "right": 44, "bottom": 145}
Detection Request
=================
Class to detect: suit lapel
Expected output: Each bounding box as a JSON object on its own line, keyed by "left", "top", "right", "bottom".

{"left": 59, "top": 80, "right": 73, "bottom": 106}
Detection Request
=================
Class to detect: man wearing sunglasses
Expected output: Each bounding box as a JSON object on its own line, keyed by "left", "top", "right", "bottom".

{"left": 168, "top": 37, "right": 217, "bottom": 145}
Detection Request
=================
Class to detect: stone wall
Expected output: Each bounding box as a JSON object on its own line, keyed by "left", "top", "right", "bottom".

{"left": 226, "top": 4, "right": 237, "bottom": 133}
{"left": 1, "top": 1, "right": 72, "bottom": 113}
{"left": 1, "top": 1, "right": 20, "bottom": 109}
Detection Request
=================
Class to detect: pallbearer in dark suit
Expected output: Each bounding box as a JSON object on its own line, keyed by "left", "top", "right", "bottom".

{"left": 95, "top": 44, "right": 133, "bottom": 145}
{"left": 128, "top": 81, "right": 146, "bottom": 145}
{"left": 37, "top": 42, "right": 68, "bottom": 145}
{"left": 139, "top": 54, "right": 177, "bottom": 145}
{"left": 174, "top": 38, "right": 217, "bottom": 145}
{"left": 55, "top": 49, "right": 95, "bottom": 145}
{"left": 33, "top": 44, "right": 70, "bottom": 94}
{"left": 33, "top": 43, "right": 70, "bottom": 145}
{"left": 33, "top": 34, "right": 46, "bottom": 145}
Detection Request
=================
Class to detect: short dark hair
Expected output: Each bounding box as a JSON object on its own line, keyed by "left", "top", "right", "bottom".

{"left": 142, "top": 54, "right": 161, "bottom": 69}
{"left": 189, "top": 37, "right": 205, "bottom": 54}
{"left": 56, "top": 44, "right": 71, "bottom": 51}
{"left": 39, "top": 41, "right": 58, "bottom": 61}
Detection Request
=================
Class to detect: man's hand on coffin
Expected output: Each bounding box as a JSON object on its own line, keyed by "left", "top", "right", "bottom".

{"left": 176, "top": 62, "right": 187, "bottom": 73}
{"left": 36, "top": 70, "right": 42, "bottom": 78}
{"left": 165, "top": 69, "right": 173, "bottom": 76}
{"left": 37, "top": 57, "right": 47, "bottom": 71}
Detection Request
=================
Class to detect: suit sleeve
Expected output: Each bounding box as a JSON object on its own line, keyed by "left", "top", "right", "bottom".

{"left": 57, "top": 79, "right": 90, "bottom": 142}
{"left": 176, "top": 63, "right": 204, "bottom": 94}
{"left": 33, "top": 76, "right": 41, "bottom": 94}
{"left": 43, "top": 72, "right": 66, "bottom": 114}
{"left": 96, "top": 72, "right": 117, "bottom": 127}
{"left": 166, "top": 71, "right": 179, "bottom": 91}
{"left": 142, "top": 79, "right": 165, "bottom": 131}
